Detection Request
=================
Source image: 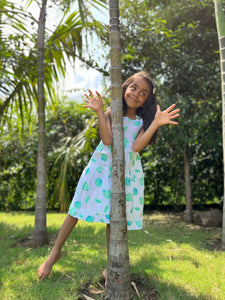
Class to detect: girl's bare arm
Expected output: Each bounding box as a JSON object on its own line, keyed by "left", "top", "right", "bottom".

{"left": 133, "top": 104, "right": 180, "bottom": 152}
{"left": 97, "top": 109, "right": 112, "bottom": 145}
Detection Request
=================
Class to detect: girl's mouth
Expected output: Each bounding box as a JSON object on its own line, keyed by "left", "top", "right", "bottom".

{"left": 129, "top": 96, "right": 137, "bottom": 103}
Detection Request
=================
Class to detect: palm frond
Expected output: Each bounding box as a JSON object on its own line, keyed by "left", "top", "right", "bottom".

{"left": 0, "top": 0, "right": 108, "bottom": 131}
{"left": 51, "top": 115, "right": 98, "bottom": 211}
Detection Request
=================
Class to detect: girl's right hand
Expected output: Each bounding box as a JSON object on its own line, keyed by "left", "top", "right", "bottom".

{"left": 83, "top": 89, "right": 112, "bottom": 145}
{"left": 82, "top": 89, "right": 104, "bottom": 113}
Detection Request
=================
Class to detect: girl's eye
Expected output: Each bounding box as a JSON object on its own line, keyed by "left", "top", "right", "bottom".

{"left": 130, "top": 86, "right": 135, "bottom": 90}
{"left": 141, "top": 92, "right": 146, "bottom": 96}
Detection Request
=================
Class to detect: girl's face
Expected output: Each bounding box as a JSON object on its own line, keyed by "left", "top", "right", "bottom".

{"left": 124, "top": 77, "right": 150, "bottom": 110}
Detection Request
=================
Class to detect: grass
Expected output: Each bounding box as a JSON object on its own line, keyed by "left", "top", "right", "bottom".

{"left": 0, "top": 211, "right": 224, "bottom": 300}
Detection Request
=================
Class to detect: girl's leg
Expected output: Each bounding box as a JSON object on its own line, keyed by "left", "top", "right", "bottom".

{"left": 102, "top": 224, "right": 110, "bottom": 282}
{"left": 37, "top": 214, "right": 78, "bottom": 279}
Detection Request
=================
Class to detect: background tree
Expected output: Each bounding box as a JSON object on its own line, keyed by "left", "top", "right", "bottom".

{"left": 214, "top": 0, "right": 225, "bottom": 249}
{"left": 106, "top": 0, "right": 131, "bottom": 298}
{"left": 32, "top": 0, "right": 48, "bottom": 247}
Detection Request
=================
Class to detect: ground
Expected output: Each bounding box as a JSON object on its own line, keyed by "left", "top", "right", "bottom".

{"left": 78, "top": 276, "right": 158, "bottom": 300}
{"left": 14, "top": 212, "right": 223, "bottom": 300}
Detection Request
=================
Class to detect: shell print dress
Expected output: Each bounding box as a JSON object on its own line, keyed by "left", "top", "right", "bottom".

{"left": 68, "top": 116, "right": 144, "bottom": 230}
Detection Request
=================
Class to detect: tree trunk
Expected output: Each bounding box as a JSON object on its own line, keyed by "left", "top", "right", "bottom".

{"left": 184, "top": 144, "right": 192, "bottom": 223}
{"left": 106, "top": 0, "right": 131, "bottom": 298}
{"left": 32, "top": 0, "right": 48, "bottom": 247}
{"left": 214, "top": 0, "right": 225, "bottom": 250}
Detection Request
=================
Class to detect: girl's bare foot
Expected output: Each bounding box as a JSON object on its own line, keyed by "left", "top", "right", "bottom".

{"left": 37, "top": 250, "right": 62, "bottom": 280}
{"left": 102, "top": 268, "right": 107, "bottom": 286}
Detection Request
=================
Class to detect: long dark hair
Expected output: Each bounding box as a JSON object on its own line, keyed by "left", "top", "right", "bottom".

{"left": 122, "top": 71, "right": 158, "bottom": 145}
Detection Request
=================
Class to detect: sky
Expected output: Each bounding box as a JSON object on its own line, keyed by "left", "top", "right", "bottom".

{"left": 62, "top": 63, "right": 104, "bottom": 102}
{"left": 59, "top": 4, "right": 109, "bottom": 102}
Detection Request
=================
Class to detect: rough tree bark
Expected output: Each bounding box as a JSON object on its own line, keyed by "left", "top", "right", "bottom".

{"left": 106, "top": 0, "right": 131, "bottom": 298}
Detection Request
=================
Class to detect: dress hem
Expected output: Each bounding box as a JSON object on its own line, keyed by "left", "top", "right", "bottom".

{"left": 68, "top": 211, "right": 143, "bottom": 231}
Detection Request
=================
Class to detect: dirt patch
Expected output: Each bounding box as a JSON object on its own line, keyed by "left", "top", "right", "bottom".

{"left": 203, "top": 237, "right": 223, "bottom": 251}
{"left": 14, "top": 236, "right": 33, "bottom": 248}
{"left": 78, "top": 276, "right": 158, "bottom": 300}
{"left": 13, "top": 233, "right": 58, "bottom": 248}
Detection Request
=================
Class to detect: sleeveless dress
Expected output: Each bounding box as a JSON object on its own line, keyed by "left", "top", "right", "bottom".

{"left": 68, "top": 116, "right": 144, "bottom": 230}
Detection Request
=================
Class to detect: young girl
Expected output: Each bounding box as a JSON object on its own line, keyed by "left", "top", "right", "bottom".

{"left": 37, "top": 71, "right": 179, "bottom": 280}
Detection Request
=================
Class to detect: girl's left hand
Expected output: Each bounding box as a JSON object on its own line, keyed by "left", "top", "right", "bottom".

{"left": 82, "top": 90, "right": 103, "bottom": 113}
{"left": 155, "top": 104, "right": 180, "bottom": 127}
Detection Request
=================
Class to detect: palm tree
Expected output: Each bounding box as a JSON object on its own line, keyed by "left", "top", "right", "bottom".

{"left": 31, "top": 0, "right": 107, "bottom": 246}
{"left": 106, "top": 0, "right": 131, "bottom": 298}
{"left": 32, "top": 0, "right": 48, "bottom": 247}
{"left": 214, "top": 0, "right": 225, "bottom": 249}
{"left": 52, "top": 114, "right": 99, "bottom": 212}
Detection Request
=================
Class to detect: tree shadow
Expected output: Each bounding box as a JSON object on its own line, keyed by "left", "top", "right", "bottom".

{"left": 140, "top": 211, "right": 222, "bottom": 251}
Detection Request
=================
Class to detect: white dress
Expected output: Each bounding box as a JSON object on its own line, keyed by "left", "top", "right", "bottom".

{"left": 68, "top": 116, "right": 144, "bottom": 230}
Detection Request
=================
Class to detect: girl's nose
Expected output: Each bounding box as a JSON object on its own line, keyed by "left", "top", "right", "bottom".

{"left": 132, "top": 90, "right": 139, "bottom": 97}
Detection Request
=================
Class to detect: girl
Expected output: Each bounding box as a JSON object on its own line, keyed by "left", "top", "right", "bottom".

{"left": 37, "top": 71, "right": 179, "bottom": 280}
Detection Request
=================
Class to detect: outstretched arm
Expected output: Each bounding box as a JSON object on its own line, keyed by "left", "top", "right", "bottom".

{"left": 133, "top": 104, "right": 180, "bottom": 152}
{"left": 83, "top": 90, "right": 113, "bottom": 145}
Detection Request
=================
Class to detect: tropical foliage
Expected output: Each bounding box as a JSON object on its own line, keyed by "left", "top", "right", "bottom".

{"left": 118, "top": 0, "right": 223, "bottom": 214}
{"left": 0, "top": 0, "right": 106, "bottom": 126}
{"left": 0, "top": 100, "right": 95, "bottom": 211}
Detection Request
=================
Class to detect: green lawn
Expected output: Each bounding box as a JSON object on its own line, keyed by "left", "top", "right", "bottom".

{"left": 0, "top": 211, "right": 224, "bottom": 299}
